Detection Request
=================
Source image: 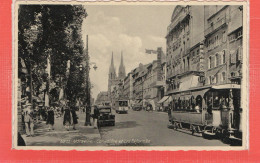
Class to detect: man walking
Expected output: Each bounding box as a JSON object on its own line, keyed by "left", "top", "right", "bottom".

{"left": 23, "top": 103, "right": 34, "bottom": 137}
{"left": 92, "top": 105, "right": 99, "bottom": 129}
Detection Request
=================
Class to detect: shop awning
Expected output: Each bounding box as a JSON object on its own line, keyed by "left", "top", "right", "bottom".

{"left": 164, "top": 96, "right": 173, "bottom": 107}
{"left": 157, "top": 96, "right": 169, "bottom": 104}
{"left": 212, "top": 84, "right": 240, "bottom": 89}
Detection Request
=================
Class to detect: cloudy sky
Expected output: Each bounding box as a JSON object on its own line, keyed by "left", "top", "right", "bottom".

{"left": 81, "top": 5, "right": 176, "bottom": 99}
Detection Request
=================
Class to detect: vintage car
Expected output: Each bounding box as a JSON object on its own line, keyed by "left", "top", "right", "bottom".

{"left": 132, "top": 103, "right": 142, "bottom": 111}
{"left": 97, "top": 105, "right": 115, "bottom": 127}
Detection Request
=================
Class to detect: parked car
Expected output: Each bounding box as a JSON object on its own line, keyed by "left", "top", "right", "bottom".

{"left": 132, "top": 104, "right": 142, "bottom": 111}
{"left": 97, "top": 105, "right": 115, "bottom": 127}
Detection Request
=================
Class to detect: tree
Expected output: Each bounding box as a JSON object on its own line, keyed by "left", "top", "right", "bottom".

{"left": 18, "top": 5, "right": 88, "bottom": 105}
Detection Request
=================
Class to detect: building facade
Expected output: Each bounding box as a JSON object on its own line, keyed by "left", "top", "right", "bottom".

{"left": 165, "top": 5, "right": 206, "bottom": 105}
{"left": 165, "top": 5, "right": 243, "bottom": 119}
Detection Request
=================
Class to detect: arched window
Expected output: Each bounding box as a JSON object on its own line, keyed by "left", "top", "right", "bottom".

{"left": 222, "top": 50, "right": 226, "bottom": 63}
{"left": 208, "top": 56, "right": 211, "bottom": 69}
{"left": 215, "top": 53, "right": 218, "bottom": 66}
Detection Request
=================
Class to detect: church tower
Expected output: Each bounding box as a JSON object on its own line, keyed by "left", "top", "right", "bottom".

{"left": 108, "top": 52, "right": 117, "bottom": 95}
{"left": 118, "top": 51, "right": 126, "bottom": 80}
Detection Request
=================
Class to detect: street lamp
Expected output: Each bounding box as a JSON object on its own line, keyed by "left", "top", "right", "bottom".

{"left": 84, "top": 62, "right": 97, "bottom": 126}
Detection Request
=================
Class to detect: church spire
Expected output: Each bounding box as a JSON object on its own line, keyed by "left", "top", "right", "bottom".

{"left": 111, "top": 51, "right": 114, "bottom": 66}
{"left": 109, "top": 51, "right": 116, "bottom": 80}
{"left": 121, "top": 51, "right": 123, "bottom": 65}
{"left": 118, "top": 51, "right": 126, "bottom": 79}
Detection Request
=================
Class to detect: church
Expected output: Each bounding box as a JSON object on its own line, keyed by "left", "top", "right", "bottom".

{"left": 108, "top": 51, "right": 126, "bottom": 100}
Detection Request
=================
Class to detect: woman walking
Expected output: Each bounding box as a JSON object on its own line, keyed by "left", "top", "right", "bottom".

{"left": 63, "top": 106, "right": 71, "bottom": 131}
{"left": 46, "top": 106, "right": 55, "bottom": 131}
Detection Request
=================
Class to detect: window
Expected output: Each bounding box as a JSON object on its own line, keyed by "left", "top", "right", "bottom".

{"left": 209, "top": 56, "right": 215, "bottom": 68}
{"left": 208, "top": 56, "right": 212, "bottom": 69}
{"left": 218, "top": 73, "right": 222, "bottom": 83}
{"left": 215, "top": 53, "right": 219, "bottom": 66}
{"left": 216, "top": 35, "right": 219, "bottom": 46}
{"left": 223, "top": 31, "right": 226, "bottom": 42}
{"left": 183, "top": 59, "right": 186, "bottom": 72}
{"left": 187, "top": 57, "right": 190, "bottom": 70}
{"left": 211, "top": 75, "right": 216, "bottom": 84}
{"left": 197, "top": 49, "right": 199, "bottom": 55}
{"left": 222, "top": 50, "right": 226, "bottom": 63}
{"left": 222, "top": 72, "right": 226, "bottom": 81}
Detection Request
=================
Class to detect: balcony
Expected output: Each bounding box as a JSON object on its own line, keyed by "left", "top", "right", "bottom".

{"left": 205, "top": 17, "right": 228, "bottom": 37}
{"left": 151, "top": 81, "right": 165, "bottom": 88}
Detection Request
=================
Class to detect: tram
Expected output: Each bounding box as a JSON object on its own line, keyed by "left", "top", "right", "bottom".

{"left": 168, "top": 84, "right": 242, "bottom": 145}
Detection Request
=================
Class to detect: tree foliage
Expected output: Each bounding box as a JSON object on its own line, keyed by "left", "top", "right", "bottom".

{"left": 18, "top": 5, "right": 88, "bottom": 104}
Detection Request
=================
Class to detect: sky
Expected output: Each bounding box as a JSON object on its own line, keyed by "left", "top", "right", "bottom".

{"left": 81, "top": 5, "right": 176, "bottom": 100}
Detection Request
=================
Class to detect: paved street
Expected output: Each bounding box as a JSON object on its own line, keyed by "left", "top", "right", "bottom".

{"left": 99, "top": 109, "right": 228, "bottom": 146}
{"left": 22, "top": 109, "right": 228, "bottom": 146}
{"left": 22, "top": 112, "right": 103, "bottom": 146}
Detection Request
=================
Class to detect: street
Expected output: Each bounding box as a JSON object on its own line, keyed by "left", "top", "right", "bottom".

{"left": 22, "top": 109, "right": 228, "bottom": 146}
{"left": 99, "top": 109, "right": 228, "bottom": 146}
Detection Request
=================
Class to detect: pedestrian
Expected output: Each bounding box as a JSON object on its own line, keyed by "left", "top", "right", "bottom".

{"left": 46, "top": 106, "right": 55, "bottom": 131}
{"left": 92, "top": 105, "right": 99, "bottom": 129}
{"left": 195, "top": 105, "right": 200, "bottom": 113}
{"left": 23, "top": 103, "right": 34, "bottom": 137}
{"left": 71, "top": 107, "right": 78, "bottom": 130}
{"left": 17, "top": 132, "right": 26, "bottom": 146}
{"left": 34, "top": 105, "right": 39, "bottom": 123}
{"left": 63, "top": 105, "right": 71, "bottom": 131}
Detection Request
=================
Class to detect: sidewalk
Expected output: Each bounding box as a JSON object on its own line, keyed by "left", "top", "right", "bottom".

{"left": 22, "top": 111, "right": 103, "bottom": 146}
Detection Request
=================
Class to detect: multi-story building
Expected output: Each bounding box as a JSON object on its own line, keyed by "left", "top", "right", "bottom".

{"left": 165, "top": 5, "right": 243, "bottom": 116}
{"left": 123, "top": 72, "right": 133, "bottom": 104}
{"left": 132, "top": 63, "right": 147, "bottom": 103}
{"left": 165, "top": 5, "right": 206, "bottom": 109}
{"left": 125, "top": 47, "right": 166, "bottom": 110}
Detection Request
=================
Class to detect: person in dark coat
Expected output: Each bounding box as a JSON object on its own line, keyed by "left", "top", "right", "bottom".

{"left": 71, "top": 108, "right": 78, "bottom": 130}
{"left": 92, "top": 106, "right": 99, "bottom": 129}
{"left": 63, "top": 106, "right": 71, "bottom": 131}
{"left": 46, "top": 106, "right": 55, "bottom": 131}
{"left": 17, "top": 132, "right": 26, "bottom": 146}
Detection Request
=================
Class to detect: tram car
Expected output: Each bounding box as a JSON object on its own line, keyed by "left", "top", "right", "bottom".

{"left": 168, "top": 85, "right": 242, "bottom": 145}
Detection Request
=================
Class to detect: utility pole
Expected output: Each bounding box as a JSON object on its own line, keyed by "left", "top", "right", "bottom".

{"left": 85, "top": 35, "right": 91, "bottom": 126}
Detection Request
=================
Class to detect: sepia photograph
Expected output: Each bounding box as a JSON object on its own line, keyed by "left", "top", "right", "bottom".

{"left": 13, "top": 1, "right": 248, "bottom": 150}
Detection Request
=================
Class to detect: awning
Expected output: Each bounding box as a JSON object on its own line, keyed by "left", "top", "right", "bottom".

{"left": 157, "top": 96, "right": 169, "bottom": 104}
{"left": 164, "top": 96, "right": 173, "bottom": 107}
{"left": 212, "top": 84, "right": 240, "bottom": 89}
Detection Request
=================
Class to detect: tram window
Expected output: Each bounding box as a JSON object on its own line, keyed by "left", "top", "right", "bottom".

{"left": 213, "top": 96, "right": 220, "bottom": 108}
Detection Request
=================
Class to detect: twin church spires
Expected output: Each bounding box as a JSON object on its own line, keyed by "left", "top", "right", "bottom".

{"left": 108, "top": 51, "right": 126, "bottom": 80}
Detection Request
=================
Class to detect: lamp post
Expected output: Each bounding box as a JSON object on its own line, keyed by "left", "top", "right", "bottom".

{"left": 84, "top": 62, "right": 97, "bottom": 126}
